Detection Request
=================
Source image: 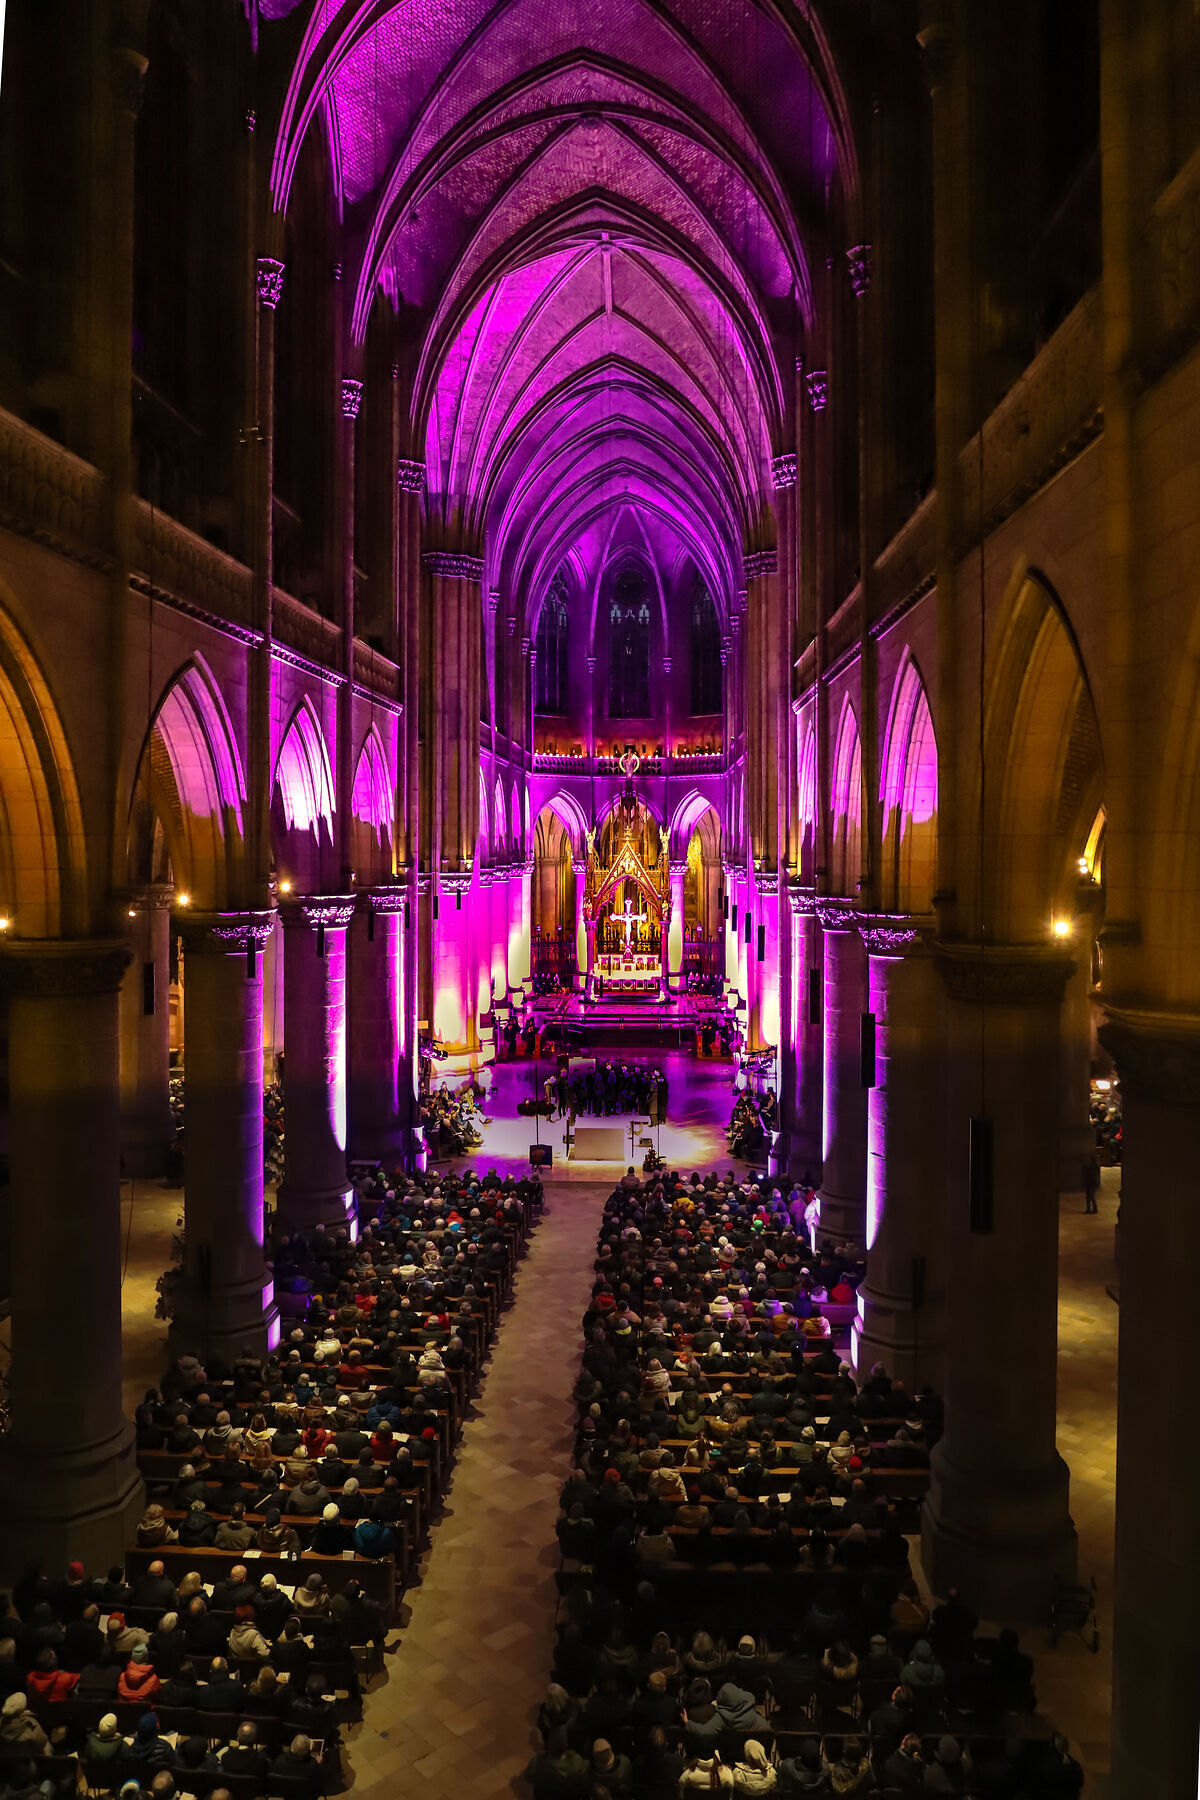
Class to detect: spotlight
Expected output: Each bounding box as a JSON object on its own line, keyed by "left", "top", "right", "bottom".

{"left": 1077, "top": 856, "right": 1090, "bottom": 875}
{"left": 1051, "top": 918, "right": 1071, "bottom": 939}
{"left": 0, "top": 917, "right": 10, "bottom": 931}
{"left": 176, "top": 893, "right": 190, "bottom": 907}
{"left": 279, "top": 879, "right": 293, "bottom": 895}
{"left": 127, "top": 908, "right": 137, "bottom": 919}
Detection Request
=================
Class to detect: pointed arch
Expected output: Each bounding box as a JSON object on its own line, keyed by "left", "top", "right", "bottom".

{"left": 980, "top": 568, "right": 1103, "bottom": 939}
{"left": 130, "top": 656, "right": 247, "bottom": 910}
{"left": 351, "top": 726, "right": 393, "bottom": 843}
{"left": 478, "top": 769, "right": 490, "bottom": 854}
{"left": 880, "top": 653, "right": 938, "bottom": 913}
{"left": 797, "top": 721, "right": 817, "bottom": 883}
{"left": 670, "top": 788, "right": 720, "bottom": 860}
{"left": 510, "top": 783, "right": 522, "bottom": 855}
{"left": 538, "top": 787, "right": 588, "bottom": 859}
{"left": 495, "top": 777, "right": 506, "bottom": 855}
{"left": 274, "top": 698, "right": 335, "bottom": 837}
{"left": 830, "top": 698, "right": 863, "bottom": 898}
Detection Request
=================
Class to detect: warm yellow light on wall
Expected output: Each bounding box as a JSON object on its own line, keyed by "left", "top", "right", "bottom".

{"left": 1051, "top": 917, "right": 1072, "bottom": 939}
{"left": 176, "top": 892, "right": 191, "bottom": 907}
{"left": 279, "top": 878, "right": 293, "bottom": 895}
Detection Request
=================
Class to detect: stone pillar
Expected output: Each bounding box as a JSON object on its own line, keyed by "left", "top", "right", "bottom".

{"left": 572, "top": 861, "right": 588, "bottom": 989}
{"left": 0, "top": 941, "right": 142, "bottom": 1576}
{"left": 788, "top": 886, "right": 823, "bottom": 1178}
{"left": 818, "top": 903, "right": 868, "bottom": 1243}
{"left": 510, "top": 859, "right": 533, "bottom": 1003}
{"left": 922, "top": 944, "right": 1076, "bottom": 1622}
{"left": 1100, "top": 1010, "right": 1200, "bottom": 1799}
{"left": 348, "top": 889, "right": 405, "bottom": 1162}
{"left": 585, "top": 917, "right": 596, "bottom": 1000}
{"left": 668, "top": 863, "right": 685, "bottom": 989}
{"left": 852, "top": 920, "right": 945, "bottom": 1390}
{"left": 176, "top": 912, "right": 279, "bottom": 1358}
{"left": 1059, "top": 950, "right": 1095, "bottom": 1193}
{"left": 659, "top": 915, "right": 670, "bottom": 1002}
{"left": 276, "top": 897, "right": 357, "bottom": 1233}
{"left": 119, "top": 884, "right": 173, "bottom": 1176}
{"left": 431, "top": 873, "right": 473, "bottom": 1051}
{"left": 491, "top": 868, "right": 510, "bottom": 1007}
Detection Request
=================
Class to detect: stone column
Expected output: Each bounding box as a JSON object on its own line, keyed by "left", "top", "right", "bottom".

{"left": 1100, "top": 1010, "right": 1200, "bottom": 1799}
{"left": 788, "top": 886, "right": 823, "bottom": 1178}
{"left": 585, "top": 916, "right": 597, "bottom": 1000}
{"left": 348, "top": 889, "right": 405, "bottom": 1162}
{"left": 276, "top": 897, "right": 357, "bottom": 1234}
{"left": 431, "top": 873, "right": 474, "bottom": 1052}
{"left": 852, "top": 919, "right": 945, "bottom": 1390}
{"left": 668, "top": 863, "right": 685, "bottom": 989}
{"left": 0, "top": 940, "right": 142, "bottom": 1576}
{"left": 659, "top": 915, "right": 670, "bottom": 1002}
{"left": 510, "top": 859, "right": 533, "bottom": 1003}
{"left": 1059, "top": 951, "right": 1095, "bottom": 1194}
{"left": 491, "top": 867, "right": 510, "bottom": 1007}
{"left": 176, "top": 912, "right": 279, "bottom": 1358}
{"left": 118, "top": 884, "right": 173, "bottom": 1176}
{"left": 572, "top": 861, "right": 588, "bottom": 989}
{"left": 921, "top": 943, "right": 1076, "bottom": 1622}
{"left": 818, "top": 903, "right": 868, "bottom": 1243}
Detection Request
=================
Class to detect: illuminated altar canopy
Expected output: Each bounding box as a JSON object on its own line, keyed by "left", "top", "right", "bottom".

{"left": 583, "top": 753, "right": 671, "bottom": 1000}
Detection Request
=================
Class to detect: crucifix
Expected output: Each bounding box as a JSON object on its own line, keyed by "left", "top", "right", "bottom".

{"left": 613, "top": 896, "right": 648, "bottom": 955}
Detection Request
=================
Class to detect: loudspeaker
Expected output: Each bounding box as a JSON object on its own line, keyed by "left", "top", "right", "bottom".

{"left": 757, "top": 923, "right": 765, "bottom": 962}
{"left": 142, "top": 959, "right": 156, "bottom": 1017}
{"left": 732, "top": 904, "right": 738, "bottom": 932}
{"left": 530, "top": 1144, "right": 553, "bottom": 1167}
{"left": 745, "top": 910, "right": 752, "bottom": 944}
{"left": 807, "top": 965, "right": 821, "bottom": 1026}
{"left": 911, "top": 1253, "right": 927, "bottom": 1312}
{"left": 969, "top": 1116, "right": 994, "bottom": 1233}
{"left": 860, "top": 1011, "right": 876, "bottom": 1088}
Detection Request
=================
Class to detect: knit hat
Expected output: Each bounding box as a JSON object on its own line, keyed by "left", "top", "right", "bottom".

{"left": 130, "top": 1645, "right": 149, "bottom": 1663}
{"left": 97, "top": 1715, "right": 118, "bottom": 1739}
{"left": 2, "top": 1694, "right": 26, "bottom": 1718}
{"left": 737, "top": 1636, "right": 756, "bottom": 1654}
{"left": 321, "top": 1504, "right": 340, "bottom": 1522}
{"left": 67, "top": 1561, "right": 84, "bottom": 1581}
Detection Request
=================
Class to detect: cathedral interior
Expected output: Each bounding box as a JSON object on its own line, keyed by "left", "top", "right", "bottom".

{"left": 0, "top": 0, "right": 1194, "bottom": 1793}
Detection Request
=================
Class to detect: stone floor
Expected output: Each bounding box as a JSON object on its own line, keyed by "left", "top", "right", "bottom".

{"left": 344, "top": 1180, "right": 611, "bottom": 1796}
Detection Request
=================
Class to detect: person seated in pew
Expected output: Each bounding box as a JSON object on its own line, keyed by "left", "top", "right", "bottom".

{"left": 256, "top": 1507, "right": 301, "bottom": 1558}
{"left": 193, "top": 1656, "right": 246, "bottom": 1713}
{"left": 210, "top": 1566, "right": 254, "bottom": 1614}
{"left": 268, "top": 1732, "right": 324, "bottom": 1791}
{"left": 271, "top": 1620, "right": 313, "bottom": 1679}
{"left": 183, "top": 1598, "right": 228, "bottom": 1660}
{"left": 176, "top": 1500, "right": 217, "bottom": 1550}
{"left": 217, "top": 1722, "right": 269, "bottom": 1780}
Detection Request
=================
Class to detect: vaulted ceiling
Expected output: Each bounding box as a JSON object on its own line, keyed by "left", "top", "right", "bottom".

{"left": 265, "top": 0, "right": 857, "bottom": 624}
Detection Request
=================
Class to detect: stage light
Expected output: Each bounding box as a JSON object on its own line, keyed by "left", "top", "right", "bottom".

{"left": 280, "top": 878, "right": 293, "bottom": 895}
{"left": 127, "top": 907, "right": 137, "bottom": 919}
{"left": 0, "top": 917, "right": 10, "bottom": 932}
{"left": 176, "top": 893, "right": 190, "bottom": 907}
{"left": 1051, "top": 917, "right": 1071, "bottom": 939}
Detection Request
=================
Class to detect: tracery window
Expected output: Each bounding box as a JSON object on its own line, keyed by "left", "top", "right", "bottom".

{"left": 608, "top": 566, "right": 652, "bottom": 717}
{"left": 690, "top": 581, "right": 722, "bottom": 714}
{"left": 535, "top": 567, "right": 569, "bottom": 713}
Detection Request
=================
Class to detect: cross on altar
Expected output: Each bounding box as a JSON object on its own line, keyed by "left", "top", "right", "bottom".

{"left": 613, "top": 897, "right": 648, "bottom": 954}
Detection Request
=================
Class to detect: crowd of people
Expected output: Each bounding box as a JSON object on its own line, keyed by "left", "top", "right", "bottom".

{"left": 0, "top": 1167, "right": 543, "bottom": 1800}
{"left": 542, "top": 1063, "right": 670, "bottom": 1122}
{"left": 727, "top": 1093, "right": 779, "bottom": 1162}
{"left": 526, "top": 1166, "right": 1082, "bottom": 1799}
{"left": 163, "top": 1080, "right": 286, "bottom": 1192}
{"left": 417, "top": 1085, "right": 487, "bottom": 1156}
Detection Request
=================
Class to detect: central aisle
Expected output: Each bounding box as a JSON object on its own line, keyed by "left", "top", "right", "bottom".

{"left": 345, "top": 1179, "right": 611, "bottom": 1796}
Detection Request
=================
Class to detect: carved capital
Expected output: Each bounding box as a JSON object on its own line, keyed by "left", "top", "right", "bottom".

{"left": 805, "top": 370, "right": 829, "bottom": 413}
{"left": 180, "top": 910, "right": 277, "bottom": 957}
{"left": 787, "top": 882, "right": 818, "bottom": 917}
{"left": 423, "top": 551, "right": 484, "bottom": 583}
{"left": 815, "top": 899, "right": 859, "bottom": 933}
{"left": 340, "top": 378, "right": 363, "bottom": 421}
{"left": 860, "top": 913, "right": 933, "bottom": 957}
{"left": 771, "top": 453, "right": 797, "bottom": 491}
{"left": 255, "top": 258, "right": 285, "bottom": 310}
{"left": 439, "top": 871, "right": 473, "bottom": 900}
{"left": 744, "top": 549, "right": 777, "bottom": 581}
{"left": 396, "top": 458, "right": 425, "bottom": 494}
{"left": 488, "top": 589, "right": 500, "bottom": 617}
{"left": 756, "top": 871, "right": 781, "bottom": 897}
{"left": 846, "top": 243, "right": 872, "bottom": 298}
{"left": 933, "top": 942, "right": 1075, "bottom": 1006}
{"left": 0, "top": 939, "right": 131, "bottom": 999}
{"left": 280, "top": 895, "right": 357, "bottom": 933}
{"left": 120, "top": 883, "right": 176, "bottom": 914}
{"left": 366, "top": 885, "right": 408, "bottom": 917}
{"left": 1098, "top": 1007, "right": 1200, "bottom": 1107}
{"left": 506, "top": 616, "right": 518, "bottom": 637}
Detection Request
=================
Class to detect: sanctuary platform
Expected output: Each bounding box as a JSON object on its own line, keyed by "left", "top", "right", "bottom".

{"left": 525, "top": 990, "right": 729, "bottom": 1048}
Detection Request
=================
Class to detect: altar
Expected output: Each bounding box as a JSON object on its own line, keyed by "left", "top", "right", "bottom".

{"left": 581, "top": 752, "right": 672, "bottom": 1004}
{"left": 596, "top": 951, "right": 661, "bottom": 993}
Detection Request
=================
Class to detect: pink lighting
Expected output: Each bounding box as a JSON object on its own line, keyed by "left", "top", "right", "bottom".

{"left": 275, "top": 699, "right": 335, "bottom": 835}
{"left": 352, "top": 730, "right": 393, "bottom": 841}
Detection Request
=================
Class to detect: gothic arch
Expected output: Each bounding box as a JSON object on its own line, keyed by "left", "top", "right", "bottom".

{"left": 272, "top": 697, "right": 336, "bottom": 892}
{"left": 830, "top": 697, "right": 863, "bottom": 898}
{"left": 880, "top": 653, "right": 938, "bottom": 914}
{"left": 350, "top": 726, "right": 393, "bottom": 881}
{"left": 130, "top": 656, "right": 247, "bottom": 911}
{"left": 797, "top": 721, "right": 817, "bottom": 883}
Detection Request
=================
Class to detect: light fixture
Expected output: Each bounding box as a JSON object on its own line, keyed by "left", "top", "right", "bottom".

{"left": 280, "top": 878, "right": 293, "bottom": 895}
{"left": 1077, "top": 856, "right": 1090, "bottom": 875}
{"left": 176, "top": 893, "right": 190, "bottom": 908}
{"left": 1051, "top": 918, "right": 1072, "bottom": 939}
{"left": 1095, "top": 1078, "right": 1111, "bottom": 1092}
{"left": 0, "top": 917, "right": 10, "bottom": 932}
{"left": 127, "top": 907, "right": 137, "bottom": 919}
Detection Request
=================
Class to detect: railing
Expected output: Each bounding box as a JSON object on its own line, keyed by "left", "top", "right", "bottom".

{"left": 532, "top": 749, "right": 724, "bottom": 776}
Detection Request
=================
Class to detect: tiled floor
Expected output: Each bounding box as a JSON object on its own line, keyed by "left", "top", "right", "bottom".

{"left": 344, "top": 1180, "right": 611, "bottom": 1795}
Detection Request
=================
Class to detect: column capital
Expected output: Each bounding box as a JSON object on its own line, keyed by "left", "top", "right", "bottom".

{"left": 815, "top": 898, "right": 860, "bottom": 933}
{"left": 438, "top": 871, "right": 473, "bottom": 899}
{"left": 280, "top": 895, "right": 357, "bottom": 932}
{"left": 119, "top": 882, "right": 176, "bottom": 913}
{"left": 771, "top": 452, "right": 797, "bottom": 491}
{"left": 423, "top": 550, "right": 484, "bottom": 582}
{"left": 179, "top": 910, "right": 277, "bottom": 956}
{"left": 756, "top": 869, "right": 781, "bottom": 896}
{"left": 933, "top": 941, "right": 1075, "bottom": 1006}
{"left": 787, "top": 880, "right": 818, "bottom": 917}
{"left": 340, "top": 377, "right": 364, "bottom": 421}
{"left": 805, "top": 369, "right": 829, "bottom": 412}
{"left": 860, "top": 913, "right": 935, "bottom": 957}
{"left": 744, "top": 548, "right": 777, "bottom": 580}
{"left": 364, "top": 884, "right": 408, "bottom": 917}
{"left": 396, "top": 458, "right": 425, "bottom": 494}
{"left": 846, "top": 243, "right": 872, "bottom": 298}
{"left": 0, "top": 939, "right": 131, "bottom": 998}
{"left": 1098, "top": 1006, "right": 1200, "bottom": 1106}
{"left": 255, "top": 258, "right": 285, "bottom": 310}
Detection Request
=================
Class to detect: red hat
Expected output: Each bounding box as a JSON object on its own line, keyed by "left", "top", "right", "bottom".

{"left": 67, "top": 1562, "right": 84, "bottom": 1581}
{"left": 422, "top": 1426, "right": 438, "bottom": 1439}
